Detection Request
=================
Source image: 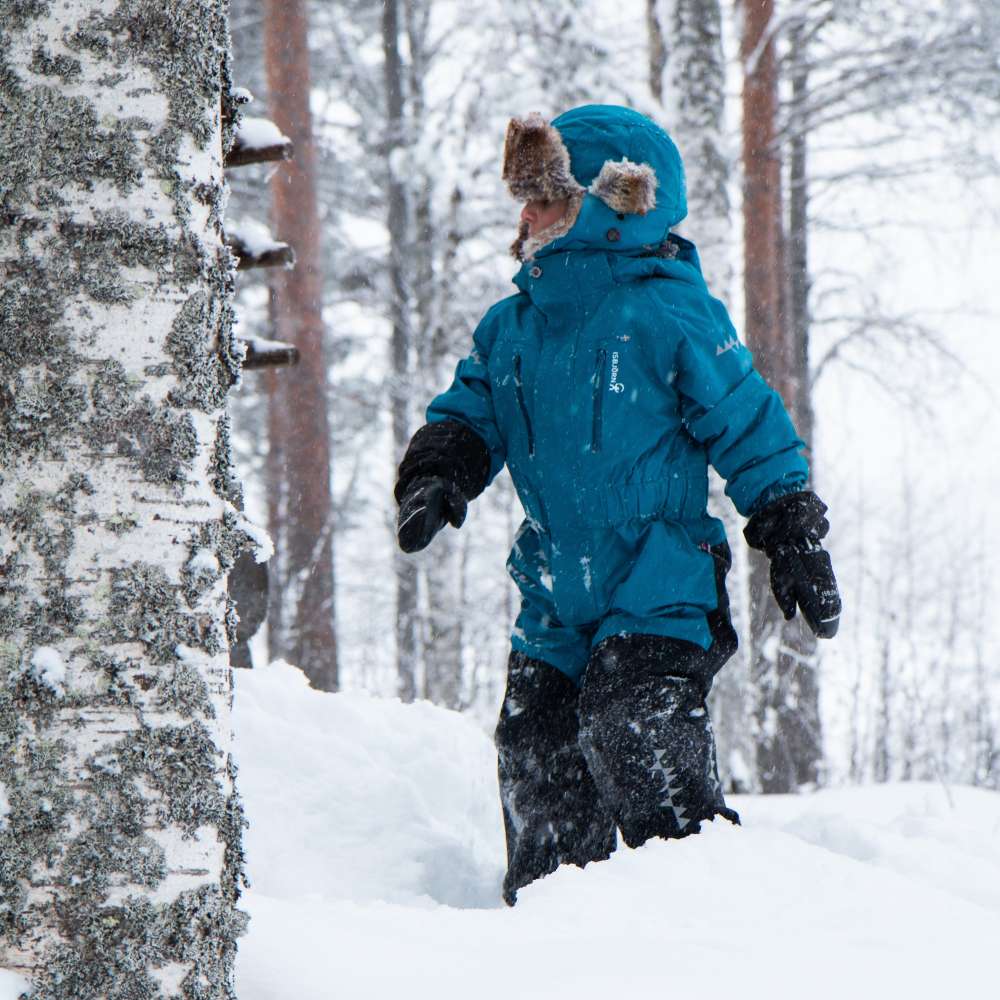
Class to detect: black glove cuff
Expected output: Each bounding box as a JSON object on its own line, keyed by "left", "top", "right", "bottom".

{"left": 744, "top": 490, "right": 830, "bottom": 556}
{"left": 395, "top": 420, "right": 492, "bottom": 505}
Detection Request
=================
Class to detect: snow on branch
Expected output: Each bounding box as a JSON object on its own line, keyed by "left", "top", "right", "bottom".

{"left": 225, "top": 116, "right": 294, "bottom": 168}
{"left": 240, "top": 336, "right": 300, "bottom": 371}
{"left": 225, "top": 218, "right": 296, "bottom": 271}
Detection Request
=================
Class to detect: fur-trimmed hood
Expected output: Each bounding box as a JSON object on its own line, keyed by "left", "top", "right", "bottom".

{"left": 503, "top": 104, "right": 687, "bottom": 261}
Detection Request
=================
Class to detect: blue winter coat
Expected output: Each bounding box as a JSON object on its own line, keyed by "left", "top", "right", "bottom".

{"left": 425, "top": 106, "right": 808, "bottom": 680}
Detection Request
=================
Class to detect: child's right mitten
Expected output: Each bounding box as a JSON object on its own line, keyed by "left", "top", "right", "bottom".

{"left": 396, "top": 477, "right": 467, "bottom": 553}
{"left": 394, "top": 420, "right": 491, "bottom": 554}
{"left": 744, "top": 491, "right": 842, "bottom": 639}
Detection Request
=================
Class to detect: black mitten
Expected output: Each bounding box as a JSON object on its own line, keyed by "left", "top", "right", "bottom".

{"left": 744, "top": 491, "right": 842, "bottom": 639}
{"left": 394, "top": 420, "right": 491, "bottom": 554}
{"left": 396, "top": 476, "right": 467, "bottom": 554}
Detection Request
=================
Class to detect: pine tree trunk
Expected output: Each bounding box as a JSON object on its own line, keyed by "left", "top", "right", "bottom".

{"left": 777, "top": 19, "right": 822, "bottom": 789}
{"left": 0, "top": 2, "right": 248, "bottom": 994}
{"left": 740, "top": 0, "right": 822, "bottom": 792}
{"left": 787, "top": 23, "right": 814, "bottom": 449}
{"left": 262, "top": 0, "right": 338, "bottom": 690}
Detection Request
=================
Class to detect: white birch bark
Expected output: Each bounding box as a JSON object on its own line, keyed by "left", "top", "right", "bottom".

{"left": 0, "top": 2, "right": 248, "bottom": 996}
{"left": 656, "top": 0, "right": 732, "bottom": 299}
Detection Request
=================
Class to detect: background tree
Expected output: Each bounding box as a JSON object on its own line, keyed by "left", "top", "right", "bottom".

{"left": 760, "top": 0, "right": 1000, "bottom": 789}
{"left": 647, "top": 0, "right": 756, "bottom": 791}
{"left": 739, "top": 0, "right": 824, "bottom": 792}
{"left": 218, "top": 0, "right": 1000, "bottom": 797}
{"left": 340, "top": 0, "right": 632, "bottom": 705}
{"left": 262, "top": 0, "right": 338, "bottom": 690}
{"left": 0, "top": 0, "right": 248, "bottom": 993}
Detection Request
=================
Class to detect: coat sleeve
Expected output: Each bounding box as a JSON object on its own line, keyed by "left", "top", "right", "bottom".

{"left": 673, "top": 309, "right": 808, "bottom": 517}
{"left": 400, "top": 304, "right": 508, "bottom": 498}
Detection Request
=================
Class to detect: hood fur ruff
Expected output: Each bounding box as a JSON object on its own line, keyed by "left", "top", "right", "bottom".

{"left": 588, "top": 158, "right": 658, "bottom": 216}
{"left": 509, "top": 191, "right": 585, "bottom": 262}
{"left": 503, "top": 113, "right": 662, "bottom": 260}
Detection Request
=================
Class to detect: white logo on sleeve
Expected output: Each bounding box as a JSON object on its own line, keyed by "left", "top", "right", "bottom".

{"left": 716, "top": 336, "right": 742, "bottom": 357}
{"left": 608, "top": 351, "right": 625, "bottom": 393}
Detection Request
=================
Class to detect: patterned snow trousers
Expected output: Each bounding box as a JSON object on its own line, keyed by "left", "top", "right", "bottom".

{"left": 495, "top": 606, "right": 740, "bottom": 905}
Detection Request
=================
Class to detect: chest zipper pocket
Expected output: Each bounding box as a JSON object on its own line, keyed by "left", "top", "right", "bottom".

{"left": 591, "top": 347, "right": 606, "bottom": 453}
{"left": 513, "top": 354, "right": 535, "bottom": 457}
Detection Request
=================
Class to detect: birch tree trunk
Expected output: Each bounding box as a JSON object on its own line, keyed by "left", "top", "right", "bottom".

{"left": 382, "top": 0, "right": 420, "bottom": 703}
{"left": 0, "top": 2, "right": 248, "bottom": 994}
{"left": 405, "top": 0, "right": 464, "bottom": 709}
{"left": 653, "top": 0, "right": 731, "bottom": 295}
{"left": 262, "top": 0, "right": 338, "bottom": 690}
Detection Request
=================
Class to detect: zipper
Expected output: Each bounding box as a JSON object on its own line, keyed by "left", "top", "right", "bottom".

{"left": 591, "top": 347, "right": 606, "bottom": 453}
{"left": 513, "top": 354, "right": 535, "bottom": 457}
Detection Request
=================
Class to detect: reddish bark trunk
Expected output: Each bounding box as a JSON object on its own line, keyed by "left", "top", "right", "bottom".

{"left": 263, "top": 0, "right": 338, "bottom": 689}
{"left": 741, "top": 0, "right": 789, "bottom": 397}
{"left": 740, "top": 0, "right": 822, "bottom": 792}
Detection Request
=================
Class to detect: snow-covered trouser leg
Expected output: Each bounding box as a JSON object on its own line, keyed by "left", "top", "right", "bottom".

{"left": 495, "top": 652, "right": 617, "bottom": 905}
{"left": 578, "top": 633, "right": 740, "bottom": 848}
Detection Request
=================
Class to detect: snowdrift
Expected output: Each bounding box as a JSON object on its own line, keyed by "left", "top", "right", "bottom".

{"left": 3, "top": 662, "right": 995, "bottom": 999}
{"left": 232, "top": 662, "right": 1000, "bottom": 1000}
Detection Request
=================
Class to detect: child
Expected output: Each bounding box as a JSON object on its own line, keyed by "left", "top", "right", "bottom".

{"left": 394, "top": 105, "right": 841, "bottom": 905}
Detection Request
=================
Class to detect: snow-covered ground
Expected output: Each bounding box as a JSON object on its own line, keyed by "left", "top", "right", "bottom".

{"left": 233, "top": 662, "right": 1000, "bottom": 1000}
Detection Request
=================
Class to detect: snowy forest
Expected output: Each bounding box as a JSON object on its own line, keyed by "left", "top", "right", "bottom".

{"left": 1, "top": 0, "right": 999, "bottom": 998}
{"left": 227, "top": 0, "right": 1000, "bottom": 791}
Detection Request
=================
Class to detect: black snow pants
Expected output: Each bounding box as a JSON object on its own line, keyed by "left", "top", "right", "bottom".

{"left": 495, "top": 547, "right": 741, "bottom": 906}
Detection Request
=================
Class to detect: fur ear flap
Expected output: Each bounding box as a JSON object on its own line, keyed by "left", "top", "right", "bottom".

{"left": 588, "top": 158, "right": 658, "bottom": 215}
{"left": 502, "top": 113, "right": 584, "bottom": 203}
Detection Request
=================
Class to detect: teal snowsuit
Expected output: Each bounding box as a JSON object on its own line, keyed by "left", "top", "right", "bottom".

{"left": 426, "top": 106, "right": 808, "bottom": 682}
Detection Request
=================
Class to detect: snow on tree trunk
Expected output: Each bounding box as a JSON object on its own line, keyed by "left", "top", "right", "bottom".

{"left": 0, "top": 2, "right": 249, "bottom": 995}
{"left": 655, "top": 0, "right": 731, "bottom": 297}
{"left": 262, "top": 0, "right": 338, "bottom": 690}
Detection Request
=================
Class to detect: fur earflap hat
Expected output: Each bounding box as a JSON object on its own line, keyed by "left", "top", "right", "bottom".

{"left": 502, "top": 105, "right": 687, "bottom": 261}
{"left": 502, "top": 113, "right": 585, "bottom": 204}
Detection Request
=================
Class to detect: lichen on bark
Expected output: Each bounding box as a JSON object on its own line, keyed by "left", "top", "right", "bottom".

{"left": 28, "top": 882, "right": 247, "bottom": 1000}
{"left": 166, "top": 288, "right": 241, "bottom": 413}
{"left": 66, "top": 0, "right": 236, "bottom": 233}
{"left": 182, "top": 507, "right": 253, "bottom": 607}
{"left": 105, "top": 562, "right": 225, "bottom": 665}
{"left": 0, "top": 2, "right": 248, "bottom": 992}
{"left": 154, "top": 660, "right": 215, "bottom": 719}
{"left": 29, "top": 46, "right": 82, "bottom": 81}
{"left": 57, "top": 211, "right": 204, "bottom": 303}
{"left": 0, "top": 372, "right": 89, "bottom": 467}
{"left": 209, "top": 412, "right": 243, "bottom": 507}
{"left": 0, "top": 76, "right": 143, "bottom": 212}
{"left": 87, "top": 360, "right": 199, "bottom": 489}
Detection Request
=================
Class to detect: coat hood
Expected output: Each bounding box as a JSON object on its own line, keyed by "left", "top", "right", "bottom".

{"left": 503, "top": 104, "right": 687, "bottom": 261}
